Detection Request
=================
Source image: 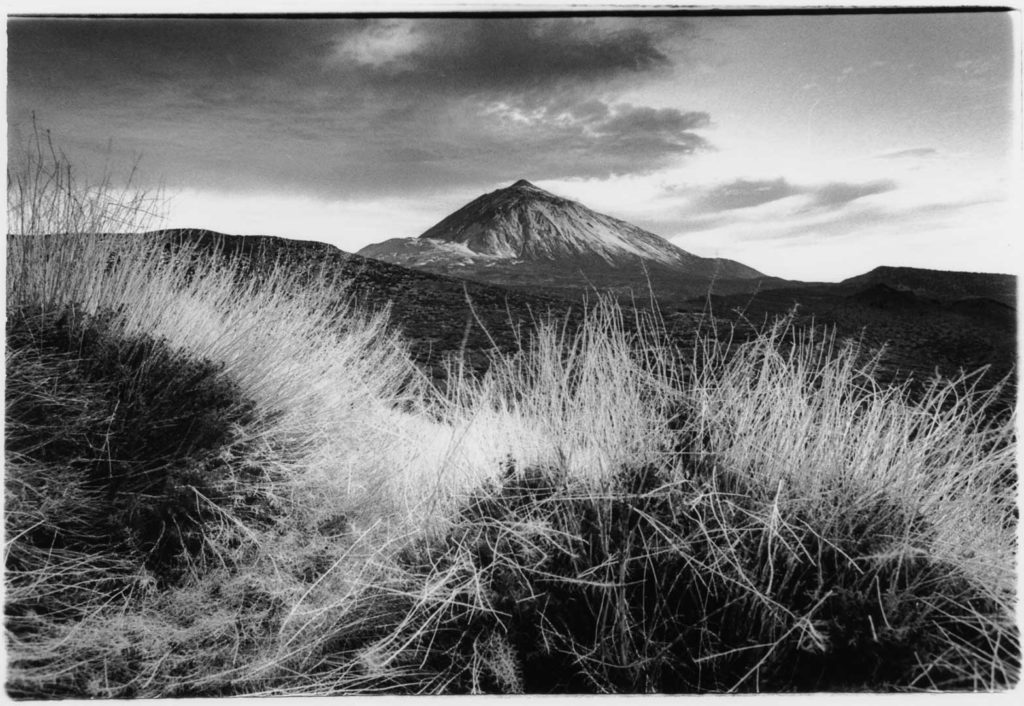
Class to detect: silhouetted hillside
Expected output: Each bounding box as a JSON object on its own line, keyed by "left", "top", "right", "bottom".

{"left": 838, "top": 266, "right": 1016, "bottom": 307}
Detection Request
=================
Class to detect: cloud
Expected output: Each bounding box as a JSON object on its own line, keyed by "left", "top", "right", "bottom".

{"left": 663, "top": 168, "right": 1005, "bottom": 270}
{"left": 646, "top": 176, "right": 911, "bottom": 252}
{"left": 466, "top": 100, "right": 710, "bottom": 182}
{"left": 333, "top": 18, "right": 675, "bottom": 95}
{"left": 568, "top": 99, "right": 612, "bottom": 122}
{"left": 334, "top": 19, "right": 426, "bottom": 68}
{"left": 596, "top": 104, "right": 707, "bottom": 135}
{"left": 569, "top": 102, "right": 710, "bottom": 157}
{"left": 679, "top": 177, "right": 893, "bottom": 218}
{"left": 593, "top": 105, "right": 709, "bottom": 152}
{"left": 764, "top": 205, "right": 891, "bottom": 240}
{"left": 875, "top": 147, "right": 939, "bottom": 160}
{"left": 808, "top": 180, "right": 897, "bottom": 209}
{"left": 694, "top": 177, "right": 803, "bottom": 211}
{"left": 7, "top": 19, "right": 342, "bottom": 96}
{"left": 8, "top": 17, "right": 704, "bottom": 197}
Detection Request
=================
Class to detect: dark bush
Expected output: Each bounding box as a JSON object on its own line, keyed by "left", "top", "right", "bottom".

{"left": 6, "top": 307, "right": 260, "bottom": 580}
{"left": 387, "top": 455, "right": 1017, "bottom": 693}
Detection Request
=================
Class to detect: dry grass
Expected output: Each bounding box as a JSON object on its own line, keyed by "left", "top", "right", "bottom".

{"left": 5, "top": 126, "right": 1018, "bottom": 696}
{"left": 319, "top": 313, "right": 1017, "bottom": 693}
{"left": 5, "top": 127, "right": 437, "bottom": 696}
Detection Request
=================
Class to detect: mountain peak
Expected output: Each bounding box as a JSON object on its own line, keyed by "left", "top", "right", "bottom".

{"left": 409, "top": 180, "right": 711, "bottom": 266}
{"left": 504, "top": 179, "right": 561, "bottom": 199}
{"left": 359, "top": 181, "right": 764, "bottom": 280}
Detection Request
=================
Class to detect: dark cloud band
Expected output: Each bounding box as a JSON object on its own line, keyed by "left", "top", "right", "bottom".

{"left": 8, "top": 17, "right": 703, "bottom": 197}
{"left": 875, "top": 147, "right": 939, "bottom": 160}
{"left": 812, "top": 180, "right": 897, "bottom": 209}
{"left": 695, "top": 178, "right": 803, "bottom": 211}
{"left": 341, "top": 18, "right": 673, "bottom": 95}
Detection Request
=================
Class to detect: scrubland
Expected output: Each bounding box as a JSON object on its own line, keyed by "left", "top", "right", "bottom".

{"left": 4, "top": 132, "right": 1018, "bottom": 696}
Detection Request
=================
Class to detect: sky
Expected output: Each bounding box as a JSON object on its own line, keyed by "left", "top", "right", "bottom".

{"left": 6, "top": 9, "right": 1021, "bottom": 281}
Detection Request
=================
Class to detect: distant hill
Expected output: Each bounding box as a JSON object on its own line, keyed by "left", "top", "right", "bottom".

{"left": 684, "top": 267, "right": 1017, "bottom": 410}
{"left": 837, "top": 266, "right": 1017, "bottom": 307}
{"left": 358, "top": 179, "right": 784, "bottom": 301}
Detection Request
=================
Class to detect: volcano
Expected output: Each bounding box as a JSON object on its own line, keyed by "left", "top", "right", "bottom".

{"left": 358, "top": 180, "right": 776, "bottom": 301}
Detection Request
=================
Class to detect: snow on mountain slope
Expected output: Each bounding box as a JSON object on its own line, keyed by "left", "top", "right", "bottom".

{"left": 359, "top": 179, "right": 763, "bottom": 280}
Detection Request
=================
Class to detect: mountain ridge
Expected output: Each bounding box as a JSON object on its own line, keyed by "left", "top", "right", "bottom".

{"left": 836, "top": 265, "right": 1017, "bottom": 306}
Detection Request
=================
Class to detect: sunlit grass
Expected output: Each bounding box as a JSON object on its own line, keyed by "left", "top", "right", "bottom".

{"left": 317, "top": 311, "right": 1016, "bottom": 693}
{"left": 5, "top": 126, "right": 1017, "bottom": 695}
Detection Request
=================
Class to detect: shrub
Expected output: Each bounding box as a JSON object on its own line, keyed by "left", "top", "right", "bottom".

{"left": 347, "top": 452, "right": 1015, "bottom": 693}
{"left": 6, "top": 307, "right": 259, "bottom": 571}
{"left": 330, "top": 315, "right": 1016, "bottom": 694}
